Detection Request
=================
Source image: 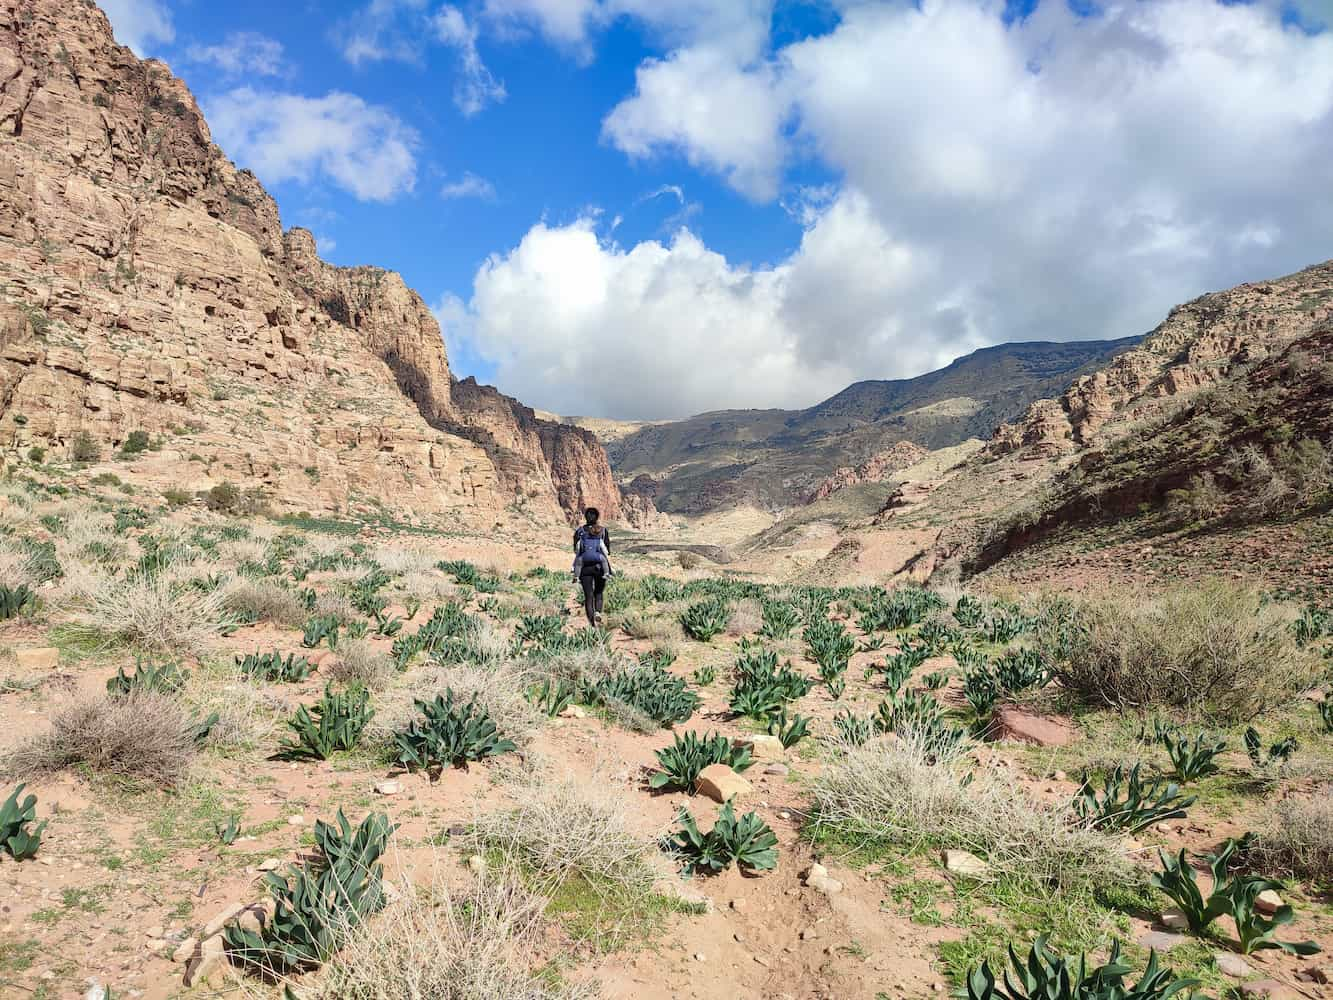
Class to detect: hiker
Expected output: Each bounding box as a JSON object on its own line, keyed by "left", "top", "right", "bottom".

{"left": 573, "top": 507, "right": 612, "bottom": 627}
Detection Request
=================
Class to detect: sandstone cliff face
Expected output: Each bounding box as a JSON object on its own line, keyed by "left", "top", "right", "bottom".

{"left": 990, "top": 261, "right": 1333, "bottom": 458}
{"left": 807, "top": 441, "right": 928, "bottom": 503}
{"left": 0, "top": 0, "right": 633, "bottom": 527}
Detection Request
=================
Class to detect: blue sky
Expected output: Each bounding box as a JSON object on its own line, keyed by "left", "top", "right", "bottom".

{"left": 103, "top": 0, "right": 1333, "bottom": 420}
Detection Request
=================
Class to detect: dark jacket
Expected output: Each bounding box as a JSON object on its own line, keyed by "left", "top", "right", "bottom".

{"left": 574, "top": 524, "right": 611, "bottom": 575}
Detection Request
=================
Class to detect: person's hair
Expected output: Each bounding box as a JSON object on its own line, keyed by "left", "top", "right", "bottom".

{"left": 584, "top": 507, "right": 600, "bottom": 525}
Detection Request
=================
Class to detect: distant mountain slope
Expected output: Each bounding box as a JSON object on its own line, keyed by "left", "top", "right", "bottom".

{"left": 604, "top": 338, "right": 1141, "bottom": 514}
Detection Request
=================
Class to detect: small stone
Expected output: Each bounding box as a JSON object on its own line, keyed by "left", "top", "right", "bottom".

{"left": 744, "top": 734, "right": 786, "bottom": 762}
{"left": 803, "top": 863, "right": 829, "bottom": 883}
{"left": 1052, "top": 770, "right": 1067, "bottom": 781}
{"left": 374, "top": 779, "right": 403, "bottom": 796}
{"left": 145, "top": 925, "right": 164, "bottom": 939}
{"left": 777, "top": 810, "right": 790, "bottom": 820}
{"left": 734, "top": 932, "right": 746, "bottom": 943}
{"left": 693, "top": 952, "right": 706, "bottom": 962}
{"left": 85, "top": 985, "right": 108, "bottom": 1000}
{"left": 558, "top": 705, "right": 586, "bottom": 719}
{"left": 801, "top": 927, "right": 819, "bottom": 941}
{"left": 16, "top": 647, "right": 59, "bottom": 670}
{"left": 696, "top": 764, "right": 753, "bottom": 804}
{"left": 942, "top": 850, "right": 990, "bottom": 878}
{"left": 807, "top": 874, "right": 844, "bottom": 896}
{"left": 171, "top": 937, "right": 198, "bottom": 965}
{"left": 1160, "top": 908, "right": 1188, "bottom": 931}
{"left": 764, "top": 764, "right": 790, "bottom": 777}
{"left": 256, "top": 858, "right": 282, "bottom": 872}
{"left": 1296, "top": 967, "right": 1331, "bottom": 985}
{"left": 1139, "top": 932, "right": 1187, "bottom": 952}
{"left": 236, "top": 905, "right": 267, "bottom": 936}
{"left": 1215, "top": 953, "right": 1254, "bottom": 979}
{"left": 1240, "top": 980, "right": 1297, "bottom": 1000}
{"left": 1254, "top": 889, "right": 1283, "bottom": 915}
{"left": 468, "top": 854, "right": 485, "bottom": 874}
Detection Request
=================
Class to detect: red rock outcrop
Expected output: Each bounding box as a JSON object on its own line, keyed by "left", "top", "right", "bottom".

{"left": 807, "top": 441, "right": 928, "bottom": 503}
{"left": 0, "top": 0, "right": 633, "bottom": 527}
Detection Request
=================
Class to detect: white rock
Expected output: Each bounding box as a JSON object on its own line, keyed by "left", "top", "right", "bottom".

{"left": 256, "top": 858, "right": 282, "bottom": 872}
{"left": 942, "top": 850, "right": 990, "bottom": 878}
{"left": 374, "top": 779, "right": 403, "bottom": 796}
{"left": 1216, "top": 953, "right": 1255, "bottom": 979}
{"left": 202, "top": 902, "right": 244, "bottom": 939}
{"left": 286, "top": 814, "right": 305, "bottom": 826}
{"left": 696, "top": 764, "right": 752, "bottom": 804}
{"left": 171, "top": 937, "right": 198, "bottom": 965}
{"left": 1161, "top": 908, "right": 1189, "bottom": 931}
{"left": 1255, "top": 889, "right": 1283, "bottom": 915}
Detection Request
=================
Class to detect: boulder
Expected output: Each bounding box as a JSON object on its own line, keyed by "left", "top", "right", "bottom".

{"left": 742, "top": 734, "right": 786, "bottom": 762}
{"left": 1160, "top": 908, "right": 1189, "bottom": 931}
{"left": 696, "top": 764, "right": 753, "bottom": 803}
{"left": 1138, "top": 932, "right": 1187, "bottom": 952}
{"left": 183, "top": 935, "right": 226, "bottom": 988}
{"left": 990, "top": 706, "right": 1077, "bottom": 747}
{"left": 1254, "top": 889, "right": 1283, "bottom": 915}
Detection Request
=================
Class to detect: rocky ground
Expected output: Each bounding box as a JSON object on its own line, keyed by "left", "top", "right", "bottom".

{"left": 1, "top": 466, "right": 1330, "bottom": 1000}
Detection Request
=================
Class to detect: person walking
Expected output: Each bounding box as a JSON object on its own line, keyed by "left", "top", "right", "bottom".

{"left": 572, "top": 507, "right": 612, "bottom": 627}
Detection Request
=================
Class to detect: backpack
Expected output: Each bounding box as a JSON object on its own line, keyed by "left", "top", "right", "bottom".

{"left": 576, "top": 527, "right": 607, "bottom": 563}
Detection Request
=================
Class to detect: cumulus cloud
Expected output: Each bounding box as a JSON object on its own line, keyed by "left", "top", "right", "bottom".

{"left": 459, "top": 0, "right": 1333, "bottom": 418}
{"left": 441, "top": 172, "right": 498, "bottom": 199}
{"left": 185, "top": 32, "right": 286, "bottom": 78}
{"left": 205, "top": 89, "right": 419, "bottom": 202}
{"left": 433, "top": 6, "right": 507, "bottom": 115}
{"left": 100, "top": 0, "right": 174, "bottom": 55}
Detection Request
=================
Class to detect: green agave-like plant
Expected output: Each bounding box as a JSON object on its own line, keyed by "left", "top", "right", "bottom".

{"left": 106, "top": 657, "right": 189, "bottom": 696}
{"left": 875, "top": 689, "right": 943, "bottom": 734}
{"left": 1320, "top": 697, "right": 1333, "bottom": 733}
{"left": 923, "top": 670, "right": 950, "bottom": 691}
{"left": 665, "top": 800, "right": 778, "bottom": 875}
{"left": 759, "top": 600, "right": 801, "bottom": 640}
{"left": 0, "top": 583, "right": 37, "bottom": 621}
{"left": 280, "top": 684, "right": 374, "bottom": 760}
{"left": 964, "top": 937, "right": 1198, "bottom": 1000}
{"left": 582, "top": 661, "right": 700, "bottom": 727}
{"left": 1151, "top": 839, "right": 1320, "bottom": 956}
{"left": 1071, "top": 765, "right": 1195, "bottom": 834}
{"left": 394, "top": 689, "right": 516, "bottom": 773}
{"left": 833, "top": 709, "right": 877, "bottom": 746}
{"left": 680, "top": 598, "right": 731, "bottom": 642}
{"left": 953, "top": 595, "right": 985, "bottom": 629}
{"left": 804, "top": 617, "right": 856, "bottom": 677}
{"left": 993, "top": 649, "right": 1051, "bottom": 693}
{"left": 1162, "top": 730, "right": 1227, "bottom": 782}
{"left": 514, "top": 613, "right": 565, "bottom": 646}
{"left": 225, "top": 810, "right": 396, "bottom": 976}
{"left": 768, "top": 707, "right": 810, "bottom": 749}
{"left": 1243, "top": 727, "right": 1297, "bottom": 770}
{"left": 963, "top": 667, "right": 1001, "bottom": 718}
{"left": 238, "top": 651, "right": 314, "bottom": 683}
{"left": 215, "top": 814, "right": 242, "bottom": 846}
{"left": 301, "top": 614, "right": 342, "bottom": 650}
{"left": 691, "top": 663, "right": 717, "bottom": 687}
{"left": 649, "top": 731, "right": 753, "bottom": 793}
{"left": 1, "top": 784, "right": 47, "bottom": 861}
{"left": 527, "top": 677, "right": 575, "bottom": 718}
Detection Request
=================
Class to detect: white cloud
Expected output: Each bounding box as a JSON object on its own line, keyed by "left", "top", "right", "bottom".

{"left": 441, "top": 172, "right": 498, "bottom": 199}
{"left": 482, "top": 0, "right": 603, "bottom": 57}
{"left": 337, "top": 0, "right": 430, "bottom": 65}
{"left": 205, "top": 89, "right": 419, "bottom": 202}
{"left": 433, "top": 6, "right": 507, "bottom": 115}
{"left": 185, "top": 32, "right": 286, "bottom": 78}
{"left": 490, "top": 0, "right": 1333, "bottom": 417}
{"left": 100, "top": 0, "right": 175, "bottom": 55}
{"left": 445, "top": 189, "right": 983, "bottom": 419}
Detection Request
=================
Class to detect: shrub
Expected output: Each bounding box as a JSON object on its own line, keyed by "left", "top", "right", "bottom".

{"left": 70, "top": 430, "right": 100, "bottom": 463}
{"left": 964, "top": 937, "right": 1198, "bottom": 1000}
{"left": 327, "top": 638, "right": 396, "bottom": 689}
{"left": 120, "top": 430, "right": 150, "bottom": 455}
{"left": 1250, "top": 791, "right": 1333, "bottom": 888}
{"left": 1, "top": 784, "right": 46, "bottom": 861}
{"left": 680, "top": 597, "right": 731, "bottom": 641}
{"left": 666, "top": 800, "right": 778, "bottom": 875}
{"left": 281, "top": 684, "right": 374, "bottom": 760}
{"left": 649, "top": 731, "right": 752, "bottom": 793}
{"left": 81, "top": 573, "right": 224, "bottom": 656}
{"left": 221, "top": 578, "right": 307, "bottom": 629}
{"left": 759, "top": 600, "right": 801, "bottom": 639}
{"left": 2, "top": 692, "right": 201, "bottom": 787}
{"left": 581, "top": 660, "right": 698, "bottom": 728}
{"left": 226, "top": 811, "right": 396, "bottom": 976}
{"left": 308, "top": 874, "right": 595, "bottom": 1000}
{"left": 1048, "top": 583, "right": 1322, "bottom": 722}
{"left": 26, "top": 446, "right": 45, "bottom": 463}
{"left": 394, "top": 690, "right": 517, "bottom": 773}
{"left": 163, "top": 488, "right": 192, "bottom": 507}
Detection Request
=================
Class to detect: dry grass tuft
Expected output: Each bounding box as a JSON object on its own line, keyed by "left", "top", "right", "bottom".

{"left": 185, "top": 661, "right": 287, "bottom": 750}
{"left": 725, "top": 598, "right": 763, "bottom": 637}
{"left": 315, "top": 590, "right": 360, "bottom": 623}
{"left": 1049, "top": 582, "right": 1322, "bottom": 723}
{"left": 811, "top": 733, "right": 1125, "bottom": 890}
{"left": 2, "top": 691, "right": 200, "bottom": 786}
{"left": 327, "top": 638, "right": 397, "bottom": 689}
{"left": 374, "top": 661, "right": 542, "bottom": 750}
{"left": 371, "top": 544, "right": 440, "bottom": 577}
{"left": 220, "top": 577, "right": 307, "bottom": 628}
{"left": 1250, "top": 790, "right": 1333, "bottom": 889}
{"left": 79, "top": 571, "right": 225, "bottom": 655}
{"left": 310, "top": 872, "right": 596, "bottom": 1000}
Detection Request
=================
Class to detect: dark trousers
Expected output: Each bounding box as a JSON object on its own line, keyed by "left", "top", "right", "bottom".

{"left": 580, "top": 571, "right": 606, "bottom": 626}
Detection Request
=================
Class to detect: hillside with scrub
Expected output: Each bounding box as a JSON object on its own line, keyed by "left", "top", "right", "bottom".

{"left": 0, "top": 473, "right": 1331, "bottom": 998}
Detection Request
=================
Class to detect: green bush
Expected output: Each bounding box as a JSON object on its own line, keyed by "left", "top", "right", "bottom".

{"left": 106, "top": 658, "right": 188, "bottom": 696}
{"left": 225, "top": 811, "right": 396, "bottom": 975}
{"left": 649, "top": 731, "right": 752, "bottom": 793}
{"left": 120, "top": 430, "right": 151, "bottom": 455}
{"left": 681, "top": 598, "right": 731, "bottom": 641}
{"left": 665, "top": 800, "right": 778, "bottom": 875}
{"left": 280, "top": 684, "right": 373, "bottom": 760}
{"left": 70, "top": 430, "right": 100, "bottom": 463}
{"left": 1162, "top": 730, "right": 1227, "bottom": 781}
{"left": 0, "top": 584, "right": 37, "bottom": 621}
{"left": 394, "top": 690, "right": 517, "bottom": 772}
{"left": 1, "top": 784, "right": 47, "bottom": 861}
{"left": 1070, "top": 765, "right": 1194, "bottom": 834}
{"left": 758, "top": 600, "right": 800, "bottom": 639}
{"left": 26, "top": 446, "right": 44, "bottom": 463}
{"left": 237, "top": 651, "right": 314, "bottom": 683}
{"left": 302, "top": 614, "right": 341, "bottom": 650}
{"left": 582, "top": 661, "right": 699, "bottom": 728}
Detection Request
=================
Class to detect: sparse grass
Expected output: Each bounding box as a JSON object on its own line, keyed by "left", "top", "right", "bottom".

{"left": 2, "top": 691, "right": 200, "bottom": 787}
{"left": 220, "top": 576, "right": 307, "bottom": 628}
{"left": 374, "top": 661, "right": 543, "bottom": 752}
{"left": 328, "top": 638, "right": 397, "bottom": 688}
{"left": 309, "top": 873, "right": 597, "bottom": 999}
{"left": 1050, "top": 582, "right": 1323, "bottom": 722}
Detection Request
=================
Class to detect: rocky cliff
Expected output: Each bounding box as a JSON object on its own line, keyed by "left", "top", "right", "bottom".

{"left": 807, "top": 441, "right": 928, "bottom": 504}
{"left": 0, "top": 0, "right": 630, "bottom": 527}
